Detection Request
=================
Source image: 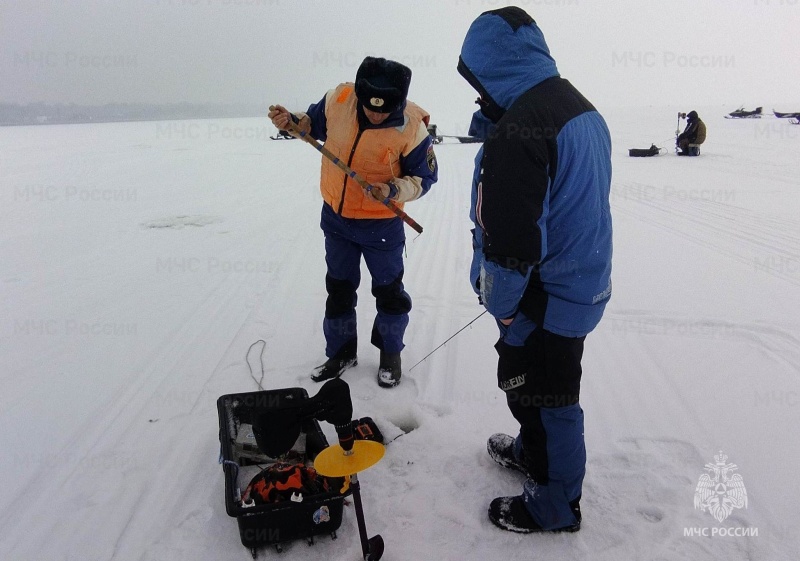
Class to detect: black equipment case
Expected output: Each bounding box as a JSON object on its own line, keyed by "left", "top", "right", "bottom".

{"left": 217, "top": 388, "right": 345, "bottom": 554}
{"left": 628, "top": 144, "right": 662, "bottom": 157}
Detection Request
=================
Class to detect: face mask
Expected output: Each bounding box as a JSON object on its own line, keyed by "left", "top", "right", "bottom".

{"left": 459, "top": 57, "right": 506, "bottom": 124}
{"left": 476, "top": 96, "right": 506, "bottom": 124}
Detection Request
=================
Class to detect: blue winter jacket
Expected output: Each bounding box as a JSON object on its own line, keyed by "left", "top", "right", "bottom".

{"left": 459, "top": 8, "right": 613, "bottom": 338}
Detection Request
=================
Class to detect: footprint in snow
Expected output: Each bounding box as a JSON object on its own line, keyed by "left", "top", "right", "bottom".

{"left": 141, "top": 215, "right": 222, "bottom": 229}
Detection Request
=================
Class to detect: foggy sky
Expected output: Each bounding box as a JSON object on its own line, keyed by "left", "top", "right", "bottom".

{"left": 2, "top": 0, "right": 798, "bottom": 126}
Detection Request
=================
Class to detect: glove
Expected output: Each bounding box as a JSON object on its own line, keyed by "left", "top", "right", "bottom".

{"left": 375, "top": 176, "right": 424, "bottom": 203}
{"left": 370, "top": 182, "right": 398, "bottom": 202}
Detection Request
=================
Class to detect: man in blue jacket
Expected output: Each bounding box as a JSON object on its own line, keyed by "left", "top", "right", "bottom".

{"left": 458, "top": 7, "right": 613, "bottom": 533}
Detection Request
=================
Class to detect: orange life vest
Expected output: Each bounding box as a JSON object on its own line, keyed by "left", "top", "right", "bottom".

{"left": 320, "top": 83, "right": 429, "bottom": 219}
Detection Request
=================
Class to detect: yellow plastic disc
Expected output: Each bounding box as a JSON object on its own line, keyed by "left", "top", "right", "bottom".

{"left": 313, "top": 440, "right": 385, "bottom": 477}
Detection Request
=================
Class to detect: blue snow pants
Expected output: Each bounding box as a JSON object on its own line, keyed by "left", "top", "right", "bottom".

{"left": 495, "top": 312, "right": 586, "bottom": 530}
{"left": 320, "top": 203, "right": 411, "bottom": 358}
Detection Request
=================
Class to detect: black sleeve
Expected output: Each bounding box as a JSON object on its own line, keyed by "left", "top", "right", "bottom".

{"left": 478, "top": 119, "right": 551, "bottom": 272}
{"left": 687, "top": 122, "right": 699, "bottom": 143}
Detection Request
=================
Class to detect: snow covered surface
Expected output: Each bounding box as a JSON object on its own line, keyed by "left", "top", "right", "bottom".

{"left": 1, "top": 108, "right": 799, "bottom": 560}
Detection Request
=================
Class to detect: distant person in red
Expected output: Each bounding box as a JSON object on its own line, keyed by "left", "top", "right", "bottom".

{"left": 269, "top": 57, "right": 438, "bottom": 388}
{"left": 677, "top": 111, "right": 707, "bottom": 156}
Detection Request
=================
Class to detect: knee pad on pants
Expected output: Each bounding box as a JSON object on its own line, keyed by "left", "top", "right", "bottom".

{"left": 372, "top": 276, "right": 411, "bottom": 315}
{"left": 325, "top": 274, "right": 357, "bottom": 318}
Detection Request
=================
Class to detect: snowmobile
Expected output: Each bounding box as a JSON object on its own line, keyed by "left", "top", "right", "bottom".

{"left": 773, "top": 110, "right": 800, "bottom": 119}
{"left": 433, "top": 134, "right": 482, "bottom": 144}
{"left": 725, "top": 106, "right": 762, "bottom": 119}
{"left": 269, "top": 129, "right": 295, "bottom": 140}
{"left": 427, "top": 123, "right": 482, "bottom": 144}
{"left": 426, "top": 124, "right": 444, "bottom": 144}
{"left": 427, "top": 124, "right": 443, "bottom": 144}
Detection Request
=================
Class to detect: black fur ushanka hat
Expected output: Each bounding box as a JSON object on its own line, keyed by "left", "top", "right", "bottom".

{"left": 355, "top": 57, "right": 412, "bottom": 114}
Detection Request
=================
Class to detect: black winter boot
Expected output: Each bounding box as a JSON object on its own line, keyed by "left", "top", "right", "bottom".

{"left": 487, "top": 433, "right": 532, "bottom": 479}
{"left": 488, "top": 495, "right": 581, "bottom": 533}
{"left": 377, "top": 352, "right": 401, "bottom": 388}
{"left": 312, "top": 339, "right": 357, "bottom": 382}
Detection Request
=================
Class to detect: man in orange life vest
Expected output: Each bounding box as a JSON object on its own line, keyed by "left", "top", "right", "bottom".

{"left": 269, "top": 57, "right": 438, "bottom": 388}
